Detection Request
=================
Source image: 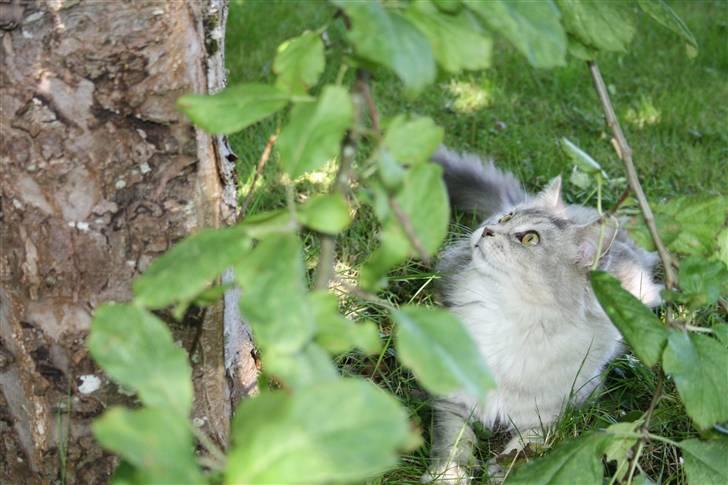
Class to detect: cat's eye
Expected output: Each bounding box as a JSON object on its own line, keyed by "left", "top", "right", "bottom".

{"left": 498, "top": 213, "right": 513, "bottom": 224}
{"left": 519, "top": 231, "right": 540, "bottom": 246}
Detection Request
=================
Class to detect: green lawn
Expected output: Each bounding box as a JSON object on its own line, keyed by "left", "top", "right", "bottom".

{"left": 225, "top": 1, "right": 727, "bottom": 483}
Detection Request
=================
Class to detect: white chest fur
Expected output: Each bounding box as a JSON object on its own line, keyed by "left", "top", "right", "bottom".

{"left": 446, "top": 269, "right": 623, "bottom": 431}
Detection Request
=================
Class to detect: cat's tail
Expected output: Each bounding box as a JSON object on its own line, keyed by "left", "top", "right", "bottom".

{"left": 431, "top": 146, "right": 526, "bottom": 221}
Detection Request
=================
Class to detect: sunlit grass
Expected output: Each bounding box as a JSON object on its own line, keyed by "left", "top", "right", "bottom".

{"left": 625, "top": 95, "right": 661, "bottom": 129}
{"left": 445, "top": 78, "right": 494, "bottom": 113}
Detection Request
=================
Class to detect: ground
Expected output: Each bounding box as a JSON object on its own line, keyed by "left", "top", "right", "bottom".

{"left": 225, "top": 1, "right": 727, "bottom": 483}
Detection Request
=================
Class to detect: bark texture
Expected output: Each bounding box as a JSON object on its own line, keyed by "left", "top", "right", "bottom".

{"left": 0, "top": 0, "right": 255, "bottom": 482}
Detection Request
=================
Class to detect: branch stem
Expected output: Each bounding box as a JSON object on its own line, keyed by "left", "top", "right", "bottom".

{"left": 313, "top": 71, "right": 366, "bottom": 290}
{"left": 587, "top": 61, "right": 676, "bottom": 290}
{"left": 389, "top": 197, "right": 431, "bottom": 265}
{"left": 240, "top": 132, "right": 278, "bottom": 218}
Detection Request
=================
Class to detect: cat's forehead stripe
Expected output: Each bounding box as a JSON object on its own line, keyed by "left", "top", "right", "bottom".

{"left": 514, "top": 209, "right": 569, "bottom": 229}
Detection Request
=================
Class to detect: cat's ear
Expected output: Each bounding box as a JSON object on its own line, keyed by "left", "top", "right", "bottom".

{"left": 534, "top": 176, "right": 564, "bottom": 210}
{"left": 572, "top": 217, "right": 619, "bottom": 268}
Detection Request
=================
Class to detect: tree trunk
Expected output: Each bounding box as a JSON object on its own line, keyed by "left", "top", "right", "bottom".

{"left": 0, "top": 0, "right": 256, "bottom": 482}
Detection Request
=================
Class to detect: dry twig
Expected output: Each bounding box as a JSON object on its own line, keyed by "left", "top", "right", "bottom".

{"left": 588, "top": 61, "right": 676, "bottom": 289}
{"left": 240, "top": 132, "right": 278, "bottom": 218}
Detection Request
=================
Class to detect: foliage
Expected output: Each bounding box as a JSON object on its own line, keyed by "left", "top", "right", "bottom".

{"left": 88, "top": 1, "right": 727, "bottom": 483}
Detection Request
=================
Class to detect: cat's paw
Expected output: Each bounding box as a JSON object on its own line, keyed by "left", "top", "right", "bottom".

{"left": 421, "top": 463, "right": 471, "bottom": 484}
{"left": 503, "top": 430, "right": 544, "bottom": 454}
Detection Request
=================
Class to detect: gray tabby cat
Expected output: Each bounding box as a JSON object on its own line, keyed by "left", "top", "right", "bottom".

{"left": 424, "top": 148, "right": 662, "bottom": 483}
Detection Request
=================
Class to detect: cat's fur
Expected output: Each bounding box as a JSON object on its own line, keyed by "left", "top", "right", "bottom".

{"left": 425, "top": 148, "right": 662, "bottom": 483}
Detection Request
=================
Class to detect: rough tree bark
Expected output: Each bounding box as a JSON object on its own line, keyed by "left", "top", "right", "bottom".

{"left": 0, "top": 0, "right": 256, "bottom": 482}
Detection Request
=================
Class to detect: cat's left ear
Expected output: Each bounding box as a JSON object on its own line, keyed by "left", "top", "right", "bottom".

{"left": 534, "top": 176, "right": 565, "bottom": 210}
{"left": 572, "top": 217, "right": 619, "bottom": 268}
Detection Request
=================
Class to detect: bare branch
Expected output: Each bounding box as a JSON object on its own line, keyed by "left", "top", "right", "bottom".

{"left": 597, "top": 185, "right": 632, "bottom": 224}
{"left": 313, "top": 71, "right": 366, "bottom": 290}
{"left": 352, "top": 71, "right": 430, "bottom": 266}
{"left": 356, "top": 70, "right": 380, "bottom": 133}
{"left": 389, "top": 196, "right": 431, "bottom": 265}
{"left": 588, "top": 61, "right": 676, "bottom": 289}
{"left": 314, "top": 133, "right": 358, "bottom": 290}
{"left": 240, "top": 132, "right": 278, "bottom": 218}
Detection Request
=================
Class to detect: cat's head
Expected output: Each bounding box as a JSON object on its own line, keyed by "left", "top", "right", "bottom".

{"left": 468, "top": 176, "right": 617, "bottom": 289}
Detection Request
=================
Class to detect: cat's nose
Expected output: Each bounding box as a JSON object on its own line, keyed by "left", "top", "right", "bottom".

{"left": 481, "top": 227, "right": 495, "bottom": 238}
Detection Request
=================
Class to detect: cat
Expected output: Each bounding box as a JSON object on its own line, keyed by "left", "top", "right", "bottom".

{"left": 424, "top": 148, "right": 662, "bottom": 483}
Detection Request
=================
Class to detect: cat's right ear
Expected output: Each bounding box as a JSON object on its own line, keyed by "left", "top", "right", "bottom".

{"left": 534, "top": 176, "right": 565, "bottom": 211}
{"left": 572, "top": 217, "right": 619, "bottom": 268}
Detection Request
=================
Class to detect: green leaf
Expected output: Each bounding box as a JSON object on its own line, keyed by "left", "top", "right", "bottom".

{"left": 109, "top": 461, "right": 143, "bottom": 485}
{"left": 677, "top": 256, "right": 728, "bottom": 307}
{"left": 464, "top": 0, "right": 566, "bottom": 68}
{"left": 638, "top": 0, "right": 698, "bottom": 48}
{"left": 241, "top": 208, "right": 296, "bottom": 238}
{"left": 377, "top": 149, "right": 407, "bottom": 190}
{"left": 433, "top": 0, "right": 462, "bottom": 13}
{"left": 177, "top": 83, "right": 289, "bottom": 135}
{"left": 298, "top": 193, "right": 352, "bottom": 235}
{"left": 631, "top": 474, "right": 656, "bottom": 485}
{"left": 93, "top": 407, "right": 202, "bottom": 484}
{"left": 192, "top": 282, "right": 232, "bottom": 307}
{"left": 604, "top": 421, "right": 642, "bottom": 481}
{"left": 679, "top": 438, "right": 728, "bottom": 484}
{"left": 405, "top": 0, "right": 492, "bottom": 73}
{"left": 714, "top": 324, "right": 728, "bottom": 347}
{"left": 88, "top": 304, "right": 193, "bottom": 416}
{"left": 226, "top": 379, "right": 417, "bottom": 483}
{"left": 391, "top": 162, "right": 450, "bottom": 255}
{"left": 360, "top": 223, "right": 410, "bottom": 290}
{"left": 274, "top": 30, "right": 325, "bottom": 95}
{"left": 716, "top": 228, "right": 728, "bottom": 267}
{"left": 311, "top": 292, "right": 381, "bottom": 355}
{"left": 277, "top": 85, "right": 353, "bottom": 178}
{"left": 662, "top": 331, "right": 728, "bottom": 429}
{"left": 133, "top": 226, "right": 249, "bottom": 309}
{"left": 393, "top": 305, "right": 494, "bottom": 397}
{"left": 262, "top": 342, "right": 339, "bottom": 389}
{"left": 506, "top": 432, "right": 607, "bottom": 484}
{"left": 590, "top": 271, "right": 668, "bottom": 367}
{"left": 567, "top": 33, "right": 598, "bottom": 60}
{"left": 660, "top": 196, "right": 727, "bottom": 255}
{"left": 628, "top": 196, "right": 727, "bottom": 256}
{"left": 383, "top": 115, "right": 444, "bottom": 166}
{"left": 235, "top": 234, "right": 315, "bottom": 353}
{"left": 360, "top": 163, "right": 449, "bottom": 289}
{"left": 432, "top": 0, "right": 463, "bottom": 13}
{"left": 335, "top": 1, "right": 436, "bottom": 93}
{"left": 561, "top": 138, "right": 607, "bottom": 178}
{"left": 556, "top": 0, "right": 636, "bottom": 52}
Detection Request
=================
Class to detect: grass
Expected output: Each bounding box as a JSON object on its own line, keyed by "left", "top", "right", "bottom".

{"left": 225, "top": 1, "right": 727, "bottom": 483}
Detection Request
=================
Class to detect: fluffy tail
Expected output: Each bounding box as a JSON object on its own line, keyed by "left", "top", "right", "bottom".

{"left": 431, "top": 147, "right": 526, "bottom": 221}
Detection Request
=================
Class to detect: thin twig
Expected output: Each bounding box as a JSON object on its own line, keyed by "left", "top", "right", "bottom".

{"left": 601, "top": 185, "right": 632, "bottom": 221}
{"left": 240, "top": 132, "right": 278, "bottom": 218}
{"left": 622, "top": 369, "right": 665, "bottom": 483}
{"left": 587, "top": 61, "right": 676, "bottom": 290}
{"left": 313, "top": 71, "right": 366, "bottom": 290}
{"left": 356, "top": 70, "right": 380, "bottom": 133}
{"left": 334, "top": 276, "right": 393, "bottom": 309}
{"left": 353, "top": 66, "right": 430, "bottom": 266}
{"left": 641, "top": 370, "right": 664, "bottom": 433}
{"left": 389, "top": 196, "right": 431, "bottom": 265}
